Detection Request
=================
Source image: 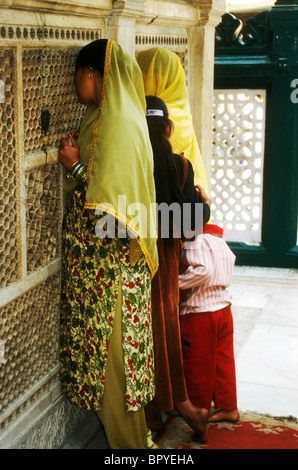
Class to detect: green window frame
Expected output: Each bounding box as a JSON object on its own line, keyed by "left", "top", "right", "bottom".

{"left": 214, "top": 8, "right": 298, "bottom": 268}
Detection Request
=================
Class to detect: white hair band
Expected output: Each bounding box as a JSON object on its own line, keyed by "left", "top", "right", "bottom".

{"left": 146, "top": 109, "right": 164, "bottom": 117}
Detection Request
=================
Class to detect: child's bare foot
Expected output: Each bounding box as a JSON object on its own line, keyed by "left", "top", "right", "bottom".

{"left": 175, "top": 400, "right": 209, "bottom": 443}
{"left": 207, "top": 409, "right": 239, "bottom": 423}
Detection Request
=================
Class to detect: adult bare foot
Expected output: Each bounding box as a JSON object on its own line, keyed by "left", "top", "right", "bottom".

{"left": 175, "top": 400, "right": 209, "bottom": 443}
{"left": 207, "top": 409, "right": 239, "bottom": 423}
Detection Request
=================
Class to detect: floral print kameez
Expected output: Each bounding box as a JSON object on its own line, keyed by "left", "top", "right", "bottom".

{"left": 60, "top": 180, "right": 155, "bottom": 413}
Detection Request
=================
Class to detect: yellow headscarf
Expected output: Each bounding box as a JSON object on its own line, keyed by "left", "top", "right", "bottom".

{"left": 67, "top": 40, "right": 158, "bottom": 278}
{"left": 136, "top": 47, "right": 208, "bottom": 192}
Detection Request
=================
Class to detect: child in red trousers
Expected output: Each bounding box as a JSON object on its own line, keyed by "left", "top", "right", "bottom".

{"left": 179, "top": 223, "right": 239, "bottom": 423}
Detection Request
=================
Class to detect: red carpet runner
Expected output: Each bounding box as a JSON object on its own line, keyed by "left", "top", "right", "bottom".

{"left": 154, "top": 413, "right": 298, "bottom": 449}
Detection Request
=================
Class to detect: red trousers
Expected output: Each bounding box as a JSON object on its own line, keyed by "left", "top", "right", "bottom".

{"left": 180, "top": 305, "right": 237, "bottom": 412}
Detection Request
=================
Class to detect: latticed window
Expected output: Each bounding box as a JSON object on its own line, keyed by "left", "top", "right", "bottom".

{"left": 212, "top": 90, "right": 266, "bottom": 245}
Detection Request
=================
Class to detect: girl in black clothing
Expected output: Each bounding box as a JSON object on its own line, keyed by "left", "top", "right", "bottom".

{"left": 145, "top": 95, "right": 211, "bottom": 443}
{"left": 146, "top": 95, "right": 210, "bottom": 240}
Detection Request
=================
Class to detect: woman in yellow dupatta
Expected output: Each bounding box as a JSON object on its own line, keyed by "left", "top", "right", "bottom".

{"left": 136, "top": 47, "right": 208, "bottom": 191}
{"left": 58, "top": 39, "right": 158, "bottom": 449}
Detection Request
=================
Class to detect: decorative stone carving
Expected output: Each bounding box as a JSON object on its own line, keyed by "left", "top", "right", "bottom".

{"left": 10, "top": 395, "right": 87, "bottom": 449}
{"left": 0, "top": 275, "right": 61, "bottom": 418}
{"left": 0, "top": 49, "right": 19, "bottom": 288}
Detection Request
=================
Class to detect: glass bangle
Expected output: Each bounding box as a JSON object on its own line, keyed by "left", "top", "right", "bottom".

{"left": 71, "top": 162, "right": 84, "bottom": 178}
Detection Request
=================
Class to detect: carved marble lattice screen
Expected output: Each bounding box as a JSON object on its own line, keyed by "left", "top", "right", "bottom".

{"left": 212, "top": 90, "right": 266, "bottom": 244}
{"left": 0, "top": 49, "right": 19, "bottom": 288}
{"left": 0, "top": 24, "right": 99, "bottom": 435}
{"left": 135, "top": 34, "right": 188, "bottom": 81}
{"left": 22, "top": 47, "right": 85, "bottom": 272}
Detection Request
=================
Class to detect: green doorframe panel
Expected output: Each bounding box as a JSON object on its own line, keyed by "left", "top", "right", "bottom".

{"left": 214, "top": 2, "right": 298, "bottom": 268}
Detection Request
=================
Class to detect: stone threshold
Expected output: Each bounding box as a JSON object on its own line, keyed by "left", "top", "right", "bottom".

{"left": 233, "top": 266, "right": 298, "bottom": 285}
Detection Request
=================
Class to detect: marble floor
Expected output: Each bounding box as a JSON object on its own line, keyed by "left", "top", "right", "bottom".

{"left": 230, "top": 266, "right": 298, "bottom": 420}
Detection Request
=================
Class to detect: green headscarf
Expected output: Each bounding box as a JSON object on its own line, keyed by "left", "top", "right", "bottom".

{"left": 66, "top": 40, "right": 158, "bottom": 278}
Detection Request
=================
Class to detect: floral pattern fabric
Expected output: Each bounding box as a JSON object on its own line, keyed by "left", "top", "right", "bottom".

{"left": 60, "top": 181, "right": 155, "bottom": 412}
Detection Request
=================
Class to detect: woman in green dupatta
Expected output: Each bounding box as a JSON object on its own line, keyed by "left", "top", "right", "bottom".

{"left": 58, "top": 39, "right": 158, "bottom": 449}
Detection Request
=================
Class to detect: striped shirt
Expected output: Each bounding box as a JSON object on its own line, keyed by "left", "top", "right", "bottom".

{"left": 179, "top": 224, "right": 236, "bottom": 315}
